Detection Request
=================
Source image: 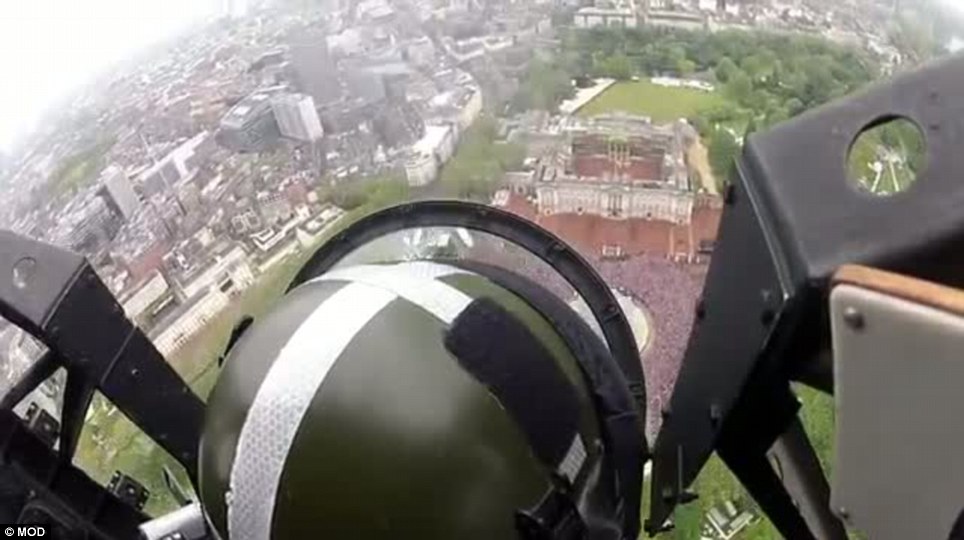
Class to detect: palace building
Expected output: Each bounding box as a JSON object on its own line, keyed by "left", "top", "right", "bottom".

{"left": 497, "top": 114, "right": 722, "bottom": 262}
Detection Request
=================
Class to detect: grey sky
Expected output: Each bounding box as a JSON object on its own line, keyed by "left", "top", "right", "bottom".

{"left": 0, "top": 0, "right": 221, "bottom": 151}
{"left": 1, "top": 0, "right": 964, "bottom": 153}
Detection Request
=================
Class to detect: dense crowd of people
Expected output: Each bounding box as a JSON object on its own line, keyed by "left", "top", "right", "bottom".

{"left": 464, "top": 237, "right": 577, "bottom": 300}
{"left": 593, "top": 255, "right": 704, "bottom": 437}
{"left": 459, "top": 240, "right": 707, "bottom": 437}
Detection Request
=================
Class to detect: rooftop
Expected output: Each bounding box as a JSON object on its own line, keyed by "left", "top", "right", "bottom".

{"left": 221, "top": 89, "right": 283, "bottom": 127}
{"left": 147, "top": 288, "right": 218, "bottom": 340}
{"left": 413, "top": 124, "right": 452, "bottom": 156}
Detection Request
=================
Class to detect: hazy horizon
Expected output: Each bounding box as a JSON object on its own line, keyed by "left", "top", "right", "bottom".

{"left": 0, "top": 0, "right": 222, "bottom": 152}
{"left": 1, "top": 0, "right": 963, "bottom": 155}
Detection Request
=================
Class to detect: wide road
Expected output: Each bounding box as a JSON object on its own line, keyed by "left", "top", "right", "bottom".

{"left": 688, "top": 137, "right": 719, "bottom": 195}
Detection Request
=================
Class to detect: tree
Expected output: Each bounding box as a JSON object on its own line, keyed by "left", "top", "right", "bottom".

{"left": 743, "top": 117, "right": 759, "bottom": 139}
{"left": 439, "top": 119, "right": 524, "bottom": 200}
{"left": 596, "top": 54, "right": 632, "bottom": 80}
{"left": 707, "top": 128, "right": 741, "bottom": 189}
{"left": 879, "top": 120, "right": 925, "bottom": 173}
{"left": 785, "top": 98, "right": 805, "bottom": 116}
{"left": 740, "top": 52, "right": 777, "bottom": 81}
{"left": 660, "top": 44, "right": 687, "bottom": 74}
{"left": 698, "top": 102, "right": 744, "bottom": 126}
{"left": 724, "top": 72, "right": 753, "bottom": 106}
{"left": 550, "top": 8, "right": 574, "bottom": 27}
{"left": 328, "top": 173, "right": 408, "bottom": 210}
{"left": 676, "top": 59, "right": 696, "bottom": 77}
{"left": 690, "top": 115, "right": 711, "bottom": 136}
{"left": 564, "top": 25, "right": 879, "bottom": 132}
{"left": 47, "top": 135, "right": 117, "bottom": 197}
{"left": 799, "top": 56, "right": 836, "bottom": 107}
{"left": 367, "top": 178, "right": 410, "bottom": 208}
{"left": 714, "top": 57, "right": 740, "bottom": 84}
{"left": 512, "top": 60, "right": 575, "bottom": 113}
{"left": 763, "top": 106, "right": 789, "bottom": 127}
{"left": 496, "top": 141, "right": 526, "bottom": 171}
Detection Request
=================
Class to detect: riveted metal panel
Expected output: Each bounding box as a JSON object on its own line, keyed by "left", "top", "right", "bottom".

{"left": 831, "top": 283, "right": 964, "bottom": 540}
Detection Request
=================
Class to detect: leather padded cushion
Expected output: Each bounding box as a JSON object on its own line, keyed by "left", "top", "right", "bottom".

{"left": 444, "top": 297, "right": 581, "bottom": 468}
{"left": 444, "top": 261, "right": 642, "bottom": 540}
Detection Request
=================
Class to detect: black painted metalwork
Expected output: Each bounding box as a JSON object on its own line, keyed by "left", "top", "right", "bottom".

{"left": 0, "top": 409, "right": 147, "bottom": 538}
{"left": 770, "top": 418, "right": 847, "bottom": 540}
{"left": 647, "top": 170, "right": 791, "bottom": 530}
{"left": 649, "top": 52, "right": 964, "bottom": 535}
{"left": 0, "top": 232, "right": 204, "bottom": 478}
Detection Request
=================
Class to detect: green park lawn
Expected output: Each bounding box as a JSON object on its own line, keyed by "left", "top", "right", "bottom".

{"left": 639, "top": 384, "right": 835, "bottom": 540}
{"left": 847, "top": 122, "right": 923, "bottom": 196}
{"left": 578, "top": 80, "right": 726, "bottom": 123}
{"left": 47, "top": 136, "right": 116, "bottom": 197}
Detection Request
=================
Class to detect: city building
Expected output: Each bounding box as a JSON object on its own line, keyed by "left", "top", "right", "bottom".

{"left": 120, "top": 271, "right": 171, "bottom": 325}
{"left": 318, "top": 99, "right": 379, "bottom": 134}
{"left": 150, "top": 289, "right": 231, "bottom": 356}
{"left": 328, "top": 28, "right": 366, "bottom": 56}
{"left": 536, "top": 118, "right": 693, "bottom": 219}
{"left": 373, "top": 102, "right": 425, "bottom": 149}
{"left": 257, "top": 191, "right": 294, "bottom": 225}
{"left": 296, "top": 206, "right": 347, "bottom": 246}
{"left": 217, "top": 92, "right": 282, "bottom": 153}
{"left": 231, "top": 209, "right": 263, "bottom": 235}
{"left": 704, "top": 499, "right": 757, "bottom": 539}
{"left": 644, "top": 10, "right": 707, "bottom": 30}
{"left": 405, "top": 124, "right": 456, "bottom": 186}
{"left": 99, "top": 165, "right": 142, "bottom": 221}
{"left": 346, "top": 68, "right": 387, "bottom": 106}
{"left": 176, "top": 182, "right": 203, "bottom": 214}
{"left": 457, "top": 88, "right": 483, "bottom": 132}
{"left": 246, "top": 208, "right": 314, "bottom": 269}
{"left": 138, "top": 132, "right": 212, "bottom": 196}
{"left": 405, "top": 152, "right": 438, "bottom": 186}
{"left": 289, "top": 31, "right": 342, "bottom": 107}
{"left": 271, "top": 93, "right": 324, "bottom": 142}
{"left": 107, "top": 199, "right": 176, "bottom": 269}
{"left": 250, "top": 50, "right": 286, "bottom": 73}
{"left": 574, "top": 0, "right": 639, "bottom": 28}
{"left": 494, "top": 114, "right": 722, "bottom": 262}
{"left": 426, "top": 83, "right": 483, "bottom": 133}
{"left": 114, "top": 234, "right": 173, "bottom": 284}
{"left": 166, "top": 242, "right": 256, "bottom": 301}
{"left": 406, "top": 37, "right": 437, "bottom": 67}
{"left": 256, "top": 235, "right": 301, "bottom": 272}
{"left": 50, "top": 193, "right": 122, "bottom": 256}
{"left": 422, "top": 124, "right": 457, "bottom": 163}
{"left": 358, "top": 0, "right": 395, "bottom": 22}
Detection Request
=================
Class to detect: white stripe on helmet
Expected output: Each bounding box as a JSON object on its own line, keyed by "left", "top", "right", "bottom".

{"left": 314, "top": 262, "right": 473, "bottom": 324}
{"left": 310, "top": 260, "right": 471, "bottom": 287}
{"left": 227, "top": 281, "right": 395, "bottom": 540}
{"left": 228, "top": 262, "right": 476, "bottom": 540}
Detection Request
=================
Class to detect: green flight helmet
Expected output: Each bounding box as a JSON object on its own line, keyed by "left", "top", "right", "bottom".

{"left": 198, "top": 212, "right": 646, "bottom": 540}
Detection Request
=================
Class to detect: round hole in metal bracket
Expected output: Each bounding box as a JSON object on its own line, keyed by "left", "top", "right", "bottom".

{"left": 847, "top": 116, "right": 926, "bottom": 196}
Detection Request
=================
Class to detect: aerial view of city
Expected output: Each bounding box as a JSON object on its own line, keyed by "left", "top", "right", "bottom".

{"left": 0, "top": 0, "right": 960, "bottom": 537}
